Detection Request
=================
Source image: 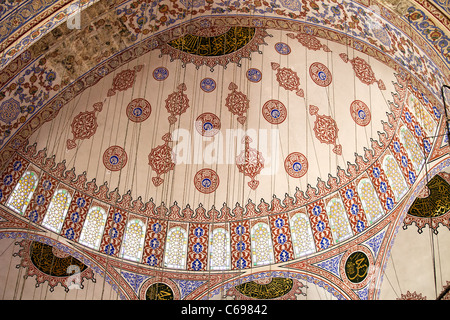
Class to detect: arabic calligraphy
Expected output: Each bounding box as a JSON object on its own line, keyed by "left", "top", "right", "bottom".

{"left": 234, "top": 277, "right": 293, "bottom": 299}
{"left": 167, "top": 26, "right": 256, "bottom": 57}
{"left": 345, "top": 251, "right": 369, "bottom": 284}
{"left": 408, "top": 175, "right": 450, "bottom": 218}
{"left": 146, "top": 283, "right": 174, "bottom": 300}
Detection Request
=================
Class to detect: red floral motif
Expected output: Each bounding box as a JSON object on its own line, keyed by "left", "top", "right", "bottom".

{"left": 271, "top": 62, "right": 304, "bottom": 97}
{"left": 284, "top": 152, "right": 308, "bottom": 178}
{"left": 339, "top": 53, "right": 385, "bottom": 90}
{"left": 148, "top": 133, "right": 175, "bottom": 186}
{"left": 262, "top": 99, "right": 287, "bottom": 125}
{"left": 350, "top": 100, "right": 371, "bottom": 126}
{"left": 286, "top": 32, "right": 331, "bottom": 52}
{"left": 66, "top": 102, "right": 103, "bottom": 150}
{"left": 235, "top": 136, "right": 265, "bottom": 190}
{"left": 309, "top": 105, "right": 342, "bottom": 155}
{"left": 225, "top": 82, "right": 250, "bottom": 125}
{"left": 126, "top": 98, "right": 151, "bottom": 123}
{"left": 107, "top": 65, "right": 144, "bottom": 97}
{"left": 102, "top": 145, "right": 127, "bottom": 171}
{"left": 165, "top": 83, "right": 190, "bottom": 124}
{"left": 195, "top": 112, "right": 221, "bottom": 137}
{"left": 194, "top": 168, "right": 220, "bottom": 194}
{"left": 309, "top": 62, "right": 332, "bottom": 87}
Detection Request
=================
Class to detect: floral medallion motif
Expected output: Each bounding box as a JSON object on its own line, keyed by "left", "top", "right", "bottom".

{"left": 195, "top": 112, "right": 221, "bottom": 137}
{"left": 339, "top": 53, "right": 385, "bottom": 90}
{"left": 126, "top": 98, "right": 151, "bottom": 123}
{"left": 103, "top": 146, "right": 128, "bottom": 171}
{"left": 107, "top": 65, "right": 144, "bottom": 97}
{"left": 271, "top": 62, "right": 304, "bottom": 97}
{"left": 287, "top": 32, "right": 331, "bottom": 52}
{"left": 309, "top": 105, "right": 342, "bottom": 155}
{"left": 200, "top": 78, "right": 216, "bottom": 92}
{"left": 274, "top": 42, "right": 291, "bottom": 55}
{"left": 246, "top": 68, "right": 262, "bottom": 83}
{"left": 309, "top": 62, "right": 332, "bottom": 87}
{"left": 148, "top": 133, "right": 175, "bottom": 186}
{"left": 284, "top": 152, "right": 308, "bottom": 178}
{"left": 66, "top": 102, "right": 103, "bottom": 150}
{"left": 165, "top": 83, "right": 190, "bottom": 125}
{"left": 262, "top": 100, "right": 287, "bottom": 125}
{"left": 153, "top": 67, "right": 169, "bottom": 81}
{"left": 235, "top": 136, "right": 265, "bottom": 190}
{"left": 350, "top": 100, "right": 371, "bottom": 126}
{"left": 194, "top": 168, "right": 220, "bottom": 194}
{"left": 225, "top": 82, "right": 250, "bottom": 125}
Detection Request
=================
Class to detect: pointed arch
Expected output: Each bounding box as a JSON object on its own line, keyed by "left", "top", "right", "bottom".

{"left": 357, "top": 178, "right": 384, "bottom": 224}
{"left": 208, "top": 228, "right": 231, "bottom": 270}
{"left": 42, "top": 189, "right": 72, "bottom": 233}
{"left": 250, "top": 222, "right": 274, "bottom": 266}
{"left": 79, "top": 205, "right": 108, "bottom": 250}
{"left": 289, "top": 212, "right": 315, "bottom": 258}
{"left": 6, "top": 170, "right": 38, "bottom": 215}
{"left": 164, "top": 226, "right": 188, "bottom": 269}
{"left": 120, "top": 218, "right": 146, "bottom": 262}
{"left": 383, "top": 154, "right": 408, "bottom": 201}
{"left": 326, "top": 197, "right": 353, "bottom": 243}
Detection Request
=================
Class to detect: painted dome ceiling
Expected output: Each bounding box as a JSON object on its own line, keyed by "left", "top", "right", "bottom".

{"left": 0, "top": 0, "right": 449, "bottom": 301}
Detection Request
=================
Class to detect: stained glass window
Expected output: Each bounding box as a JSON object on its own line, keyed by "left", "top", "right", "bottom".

{"left": 290, "top": 212, "right": 315, "bottom": 258}
{"left": 250, "top": 223, "right": 274, "bottom": 266}
{"left": 357, "top": 178, "right": 384, "bottom": 224}
{"left": 408, "top": 94, "right": 437, "bottom": 137}
{"left": 164, "top": 227, "right": 188, "bottom": 269}
{"left": 7, "top": 171, "right": 38, "bottom": 215}
{"left": 209, "top": 228, "right": 230, "bottom": 270}
{"left": 120, "top": 219, "right": 146, "bottom": 262}
{"left": 383, "top": 155, "right": 408, "bottom": 201}
{"left": 400, "top": 126, "right": 425, "bottom": 172}
{"left": 79, "top": 206, "right": 107, "bottom": 250}
{"left": 42, "top": 189, "right": 72, "bottom": 233}
{"left": 326, "top": 198, "right": 352, "bottom": 243}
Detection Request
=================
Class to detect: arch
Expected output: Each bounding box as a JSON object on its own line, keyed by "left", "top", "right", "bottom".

{"left": 357, "top": 178, "right": 384, "bottom": 224}
{"left": 383, "top": 155, "right": 408, "bottom": 201}
{"left": 164, "top": 226, "right": 188, "bottom": 269}
{"left": 208, "top": 228, "right": 231, "bottom": 270}
{"left": 120, "top": 218, "right": 146, "bottom": 262}
{"left": 78, "top": 206, "right": 108, "bottom": 250}
{"left": 6, "top": 171, "right": 38, "bottom": 215}
{"left": 250, "top": 222, "right": 274, "bottom": 266}
{"left": 42, "top": 189, "right": 72, "bottom": 233}
{"left": 326, "top": 197, "right": 353, "bottom": 243}
{"left": 289, "top": 212, "right": 315, "bottom": 258}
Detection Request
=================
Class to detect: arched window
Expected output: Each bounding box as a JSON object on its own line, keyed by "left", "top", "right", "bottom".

{"left": 209, "top": 228, "right": 230, "bottom": 270}
{"left": 326, "top": 198, "right": 353, "bottom": 243}
{"left": 42, "top": 189, "right": 72, "bottom": 233}
{"left": 79, "top": 206, "right": 107, "bottom": 250}
{"left": 250, "top": 223, "right": 274, "bottom": 266}
{"left": 383, "top": 155, "right": 408, "bottom": 201}
{"left": 7, "top": 171, "right": 38, "bottom": 215}
{"left": 400, "top": 126, "right": 425, "bottom": 172}
{"left": 164, "top": 227, "right": 188, "bottom": 269}
{"left": 290, "top": 212, "right": 315, "bottom": 258}
{"left": 120, "top": 219, "right": 146, "bottom": 262}
{"left": 357, "top": 178, "right": 384, "bottom": 224}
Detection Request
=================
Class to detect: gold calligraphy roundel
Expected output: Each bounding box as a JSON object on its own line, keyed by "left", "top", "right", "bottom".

{"left": 345, "top": 251, "right": 369, "bottom": 284}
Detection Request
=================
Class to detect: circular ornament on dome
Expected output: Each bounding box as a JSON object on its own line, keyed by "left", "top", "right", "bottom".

{"left": 194, "top": 168, "right": 219, "bottom": 194}
{"left": 284, "top": 152, "right": 308, "bottom": 178}
{"left": 246, "top": 68, "right": 262, "bottom": 83}
{"left": 153, "top": 67, "right": 169, "bottom": 81}
{"left": 309, "top": 62, "right": 332, "bottom": 87}
{"left": 126, "top": 98, "right": 151, "bottom": 123}
{"left": 103, "top": 146, "right": 128, "bottom": 171}
{"left": 275, "top": 42, "right": 291, "bottom": 55}
{"left": 195, "top": 112, "right": 221, "bottom": 137}
{"left": 200, "top": 78, "right": 216, "bottom": 92}
{"left": 262, "top": 100, "right": 287, "bottom": 125}
{"left": 350, "top": 100, "right": 371, "bottom": 126}
{"left": 345, "top": 251, "right": 369, "bottom": 284}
